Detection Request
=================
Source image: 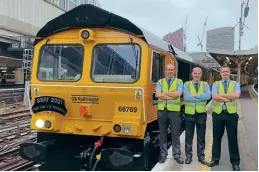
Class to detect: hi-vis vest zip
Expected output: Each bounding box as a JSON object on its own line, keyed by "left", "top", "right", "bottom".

{"left": 184, "top": 81, "right": 207, "bottom": 115}
{"left": 213, "top": 80, "right": 237, "bottom": 114}
{"left": 157, "top": 78, "right": 182, "bottom": 112}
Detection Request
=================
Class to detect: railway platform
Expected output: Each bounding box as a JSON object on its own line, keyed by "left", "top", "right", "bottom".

{"left": 152, "top": 85, "right": 258, "bottom": 171}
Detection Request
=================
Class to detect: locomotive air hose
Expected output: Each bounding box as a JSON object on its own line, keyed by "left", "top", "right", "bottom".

{"left": 92, "top": 160, "right": 100, "bottom": 171}
{"left": 89, "top": 147, "right": 97, "bottom": 170}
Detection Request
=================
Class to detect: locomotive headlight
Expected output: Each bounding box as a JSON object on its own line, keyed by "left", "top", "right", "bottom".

{"left": 81, "top": 30, "right": 89, "bottom": 39}
{"left": 122, "top": 124, "right": 131, "bottom": 134}
{"left": 35, "top": 119, "right": 44, "bottom": 128}
{"left": 79, "top": 29, "right": 95, "bottom": 41}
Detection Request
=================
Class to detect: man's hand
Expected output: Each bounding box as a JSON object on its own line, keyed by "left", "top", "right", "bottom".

{"left": 219, "top": 93, "right": 240, "bottom": 100}
{"left": 165, "top": 90, "right": 182, "bottom": 99}
{"left": 212, "top": 94, "right": 231, "bottom": 102}
{"left": 156, "top": 91, "right": 172, "bottom": 100}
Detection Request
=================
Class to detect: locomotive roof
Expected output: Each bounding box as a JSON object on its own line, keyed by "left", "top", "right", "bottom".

{"left": 34, "top": 4, "right": 194, "bottom": 64}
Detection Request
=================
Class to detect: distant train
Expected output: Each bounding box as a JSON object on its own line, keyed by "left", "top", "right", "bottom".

{"left": 0, "top": 74, "right": 15, "bottom": 84}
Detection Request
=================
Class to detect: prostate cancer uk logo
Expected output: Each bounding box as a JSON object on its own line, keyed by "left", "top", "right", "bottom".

{"left": 32, "top": 96, "right": 67, "bottom": 116}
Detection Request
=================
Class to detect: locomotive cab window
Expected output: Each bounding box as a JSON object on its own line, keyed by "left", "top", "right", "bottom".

{"left": 37, "top": 44, "right": 84, "bottom": 81}
{"left": 151, "top": 52, "right": 165, "bottom": 83}
{"left": 91, "top": 44, "right": 141, "bottom": 83}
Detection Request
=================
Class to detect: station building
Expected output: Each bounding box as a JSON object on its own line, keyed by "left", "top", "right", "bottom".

{"left": 0, "top": 0, "right": 100, "bottom": 87}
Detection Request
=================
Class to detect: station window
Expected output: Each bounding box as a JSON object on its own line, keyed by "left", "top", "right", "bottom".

{"left": 79, "top": 0, "right": 86, "bottom": 4}
{"left": 68, "top": 0, "right": 78, "bottom": 9}
{"left": 57, "top": 0, "right": 66, "bottom": 9}
{"left": 91, "top": 44, "right": 141, "bottom": 83}
{"left": 37, "top": 44, "right": 84, "bottom": 82}
{"left": 151, "top": 52, "right": 165, "bottom": 83}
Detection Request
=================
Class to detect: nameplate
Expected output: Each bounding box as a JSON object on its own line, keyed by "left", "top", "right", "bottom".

{"left": 32, "top": 96, "right": 67, "bottom": 116}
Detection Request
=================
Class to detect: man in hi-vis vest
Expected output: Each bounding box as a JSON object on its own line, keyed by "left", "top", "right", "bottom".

{"left": 207, "top": 66, "right": 241, "bottom": 171}
{"left": 155, "top": 64, "right": 184, "bottom": 164}
{"left": 183, "top": 67, "right": 211, "bottom": 165}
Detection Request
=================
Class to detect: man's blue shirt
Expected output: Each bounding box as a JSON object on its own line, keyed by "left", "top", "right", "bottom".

{"left": 156, "top": 77, "right": 183, "bottom": 92}
{"left": 212, "top": 79, "right": 241, "bottom": 109}
{"left": 183, "top": 81, "right": 211, "bottom": 102}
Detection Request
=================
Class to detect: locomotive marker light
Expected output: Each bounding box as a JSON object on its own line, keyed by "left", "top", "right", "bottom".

{"left": 44, "top": 120, "right": 52, "bottom": 128}
{"left": 113, "top": 124, "right": 121, "bottom": 133}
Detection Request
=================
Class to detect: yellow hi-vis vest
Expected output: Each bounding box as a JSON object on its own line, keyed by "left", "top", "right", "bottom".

{"left": 157, "top": 78, "right": 182, "bottom": 112}
{"left": 213, "top": 80, "right": 237, "bottom": 114}
{"left": 184, "top": 81, "right": 207, "bottom": 115}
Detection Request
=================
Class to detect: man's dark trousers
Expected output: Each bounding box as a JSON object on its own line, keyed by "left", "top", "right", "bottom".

{"left": 158, "top": 108, "right": 181, "bottom": 158}
{"left": 211, "top": 111, "right": 240, "bottom": 165}
{"left": 185, "top": 112, "right": 207, "bottom": 160}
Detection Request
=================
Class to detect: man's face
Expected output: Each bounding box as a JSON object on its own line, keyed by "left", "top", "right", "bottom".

{"left": 220, "top": 67, "right": 230, "bottom": 80}
{"left": 192, "top": 68, "right": 202, "bottom": 81}
{"left": 166, "top": 65, "right": 174, "bottom": 78}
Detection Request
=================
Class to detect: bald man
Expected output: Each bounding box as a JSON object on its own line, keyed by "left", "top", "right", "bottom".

{"left": 183, "top": 67, "right": 211, "bottom": 165}
{"left": 155, "top": 64, "right": 184, "bottom": 164}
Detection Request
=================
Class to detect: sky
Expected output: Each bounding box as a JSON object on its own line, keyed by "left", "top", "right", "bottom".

{"left": 98, "top": 0, "right": 258, "bottom": 52}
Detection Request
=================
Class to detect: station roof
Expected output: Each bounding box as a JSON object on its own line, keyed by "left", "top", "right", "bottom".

{"left": 207, "top": 47, "right": 258, "bottom": 75}
{"left": 189, "top": 52, "right": 221, "bottom": 68}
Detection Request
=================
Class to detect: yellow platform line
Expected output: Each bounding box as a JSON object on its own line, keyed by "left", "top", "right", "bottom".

{"left": 200, "top": 131, "right": 213, "bottom": 171}
{"left": 248, "top": 89, "right": 258, "bottom": 107}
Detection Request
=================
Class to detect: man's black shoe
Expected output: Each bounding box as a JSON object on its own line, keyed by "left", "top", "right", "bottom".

{"left": 232, "top": 165, "right": 240, "bottom": 171}
{"left": 207, "top": 160, "right": 219, "bottom": 167}
{"left": 158, "top": 156, "right": 166, "bottom": 163}
{"left": 174, "top": 157, "right": 184, "bottom": 164}
{"left": 198, "top": 158, "right": 207, "bottom": 165}
{"left": 185, "top": 157, "right": 192, "bottom": 164}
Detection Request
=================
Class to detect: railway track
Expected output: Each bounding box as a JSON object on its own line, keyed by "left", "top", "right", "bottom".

{"left": 0, "top": 109, "right": 30, "bottom": 118}
{"left": 0, "top": 135, "right": 37, "bottom": 171}
{"left": 0, "top": 89, "right": 25, "bottom": 107}
{"left": 0, "top": 109, "right": 31, "bottom": 140}
{"left": 0, "top": 106, "right": 38, "bottom": 171}
{"left": 0, "top": 157, "right": 37, "bottom": 171}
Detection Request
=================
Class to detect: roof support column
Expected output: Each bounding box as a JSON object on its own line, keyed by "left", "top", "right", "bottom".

{"left": 231, "top": 56, "right": 250, "bottom": 83}
{"left": 237, "top": 62, "right": 242, "bottom": 83}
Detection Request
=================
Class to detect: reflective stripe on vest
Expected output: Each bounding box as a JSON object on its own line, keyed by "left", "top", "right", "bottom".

{"left": 184, "top": 81, "right": 207, "bottom": 115}
{"left": 157, "top": 78, "right": 182, "bottom": 112}
{"left": 213, "top": 80, "right": 237, "bottom": 114}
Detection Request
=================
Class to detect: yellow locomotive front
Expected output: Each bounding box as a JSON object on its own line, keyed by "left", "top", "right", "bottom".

{"left": 29, "top": 27, "right": 147, "bottom": 139}
{"left": 19, "top": 4, "right": 178, "bottom": 171}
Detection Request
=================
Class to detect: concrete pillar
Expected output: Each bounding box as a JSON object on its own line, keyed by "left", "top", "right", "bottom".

{"left": 14, "top": 68, "right": 24, "bottom": 84}
{"left": 23, "top": 81, "right": 30, "bottom": 106}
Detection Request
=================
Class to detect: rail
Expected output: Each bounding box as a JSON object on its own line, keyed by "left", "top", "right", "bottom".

{"left": 254, "top": 84, "right": 258, "bottom": 94}
{"left": 0, "top": 88, "right": 27, "bottom": 114}
{"left": 0, "top": 108, "right": 36, "bottom": 171}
